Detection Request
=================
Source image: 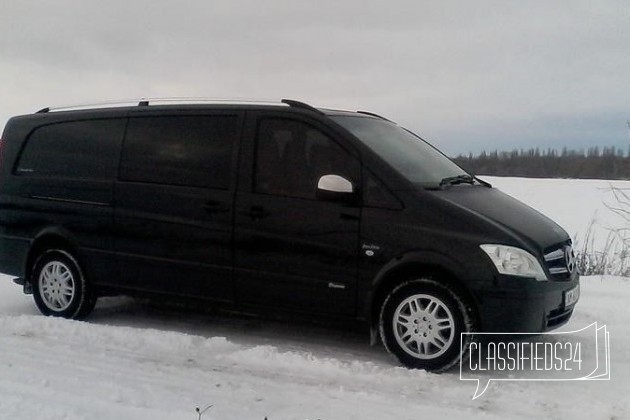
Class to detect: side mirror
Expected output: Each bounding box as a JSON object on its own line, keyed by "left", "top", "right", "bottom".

{"left": 316, "top": 174, "right": 357, "bottom": 204}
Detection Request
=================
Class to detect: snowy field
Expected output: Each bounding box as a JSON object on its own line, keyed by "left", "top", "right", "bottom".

{"left": 1, "top": 177, "right": 629, "bottom": 420}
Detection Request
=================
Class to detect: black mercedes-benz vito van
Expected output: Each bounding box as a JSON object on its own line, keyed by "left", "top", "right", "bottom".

{"left": 0, "top": 99, "right": 579, "bottom": 371}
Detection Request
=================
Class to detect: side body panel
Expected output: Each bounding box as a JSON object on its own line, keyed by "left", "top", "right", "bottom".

{"left": 111, "top": 109, "right": 244, "bottom": 301}
{"left": 232, "top": 111, "right": 361, "bottom": 315}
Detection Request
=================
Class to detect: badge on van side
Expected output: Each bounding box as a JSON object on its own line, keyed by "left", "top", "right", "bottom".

{"left": 362, "top": 243, "right": 381, "bottom": 257}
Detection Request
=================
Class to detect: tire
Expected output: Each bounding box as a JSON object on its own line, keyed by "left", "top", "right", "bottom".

{"left": 379, "top": 277, "right": 475, "bottom": 372}
{"left": 31, "top": 249, "right": 96, "bottom": 319}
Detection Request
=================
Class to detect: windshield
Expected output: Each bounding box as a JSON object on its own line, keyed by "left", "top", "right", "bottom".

{"left": 331, "top": 115, "right": 469, "bottom": 188}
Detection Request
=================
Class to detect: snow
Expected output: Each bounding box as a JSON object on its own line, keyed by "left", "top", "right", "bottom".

{"left": 1, "top": 177, "right": 629, "bottom": 419}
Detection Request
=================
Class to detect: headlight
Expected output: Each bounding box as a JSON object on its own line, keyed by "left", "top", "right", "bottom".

{"left": 480, "top": 244, "right": 547, "bottom": 281}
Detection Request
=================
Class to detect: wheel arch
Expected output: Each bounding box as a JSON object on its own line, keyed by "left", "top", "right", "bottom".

{"left": 25, "top": 227, "right": 80, "bottom": 284}
{"left": 367, "top": 253, "right": 481, "bottom": 344}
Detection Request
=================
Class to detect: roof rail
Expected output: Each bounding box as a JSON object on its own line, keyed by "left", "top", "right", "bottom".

{"left": 281, "top": 99, "right": 324, "bottom": 115}
{"left": 36, "top": 99, "right": 147, "bottom": 113}
{"left": 357, "top": 110, "right": 392, "bottom": 122}
{"left": 35, "top": 97, "right": 291, "bottom": 113}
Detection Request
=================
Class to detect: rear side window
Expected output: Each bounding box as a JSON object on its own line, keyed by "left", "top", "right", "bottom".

{"left": 120, "top": 115, "right": 237, "bottom": 189}
{"left": 16, "top": 119, "right": 125, "bottom": 180}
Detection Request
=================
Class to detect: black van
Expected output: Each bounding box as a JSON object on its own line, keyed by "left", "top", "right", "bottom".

{"left": 0, "top": 99, "right": 579, "bottom": 371}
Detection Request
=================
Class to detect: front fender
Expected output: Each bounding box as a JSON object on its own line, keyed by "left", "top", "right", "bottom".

{"left": 362, "top": 249, "right": 489, "bottom": 344}
{"left": 370, "top": 249, "right": 471, "bottom": 293}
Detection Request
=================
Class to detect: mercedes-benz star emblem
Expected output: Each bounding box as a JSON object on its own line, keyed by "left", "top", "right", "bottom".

{"left": 565, "top": 246, "right": 576, "bottom": 274}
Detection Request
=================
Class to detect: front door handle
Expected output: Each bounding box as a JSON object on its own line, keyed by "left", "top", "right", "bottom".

{"left": 242, "top": 205, "right": 270, "bottom": 220}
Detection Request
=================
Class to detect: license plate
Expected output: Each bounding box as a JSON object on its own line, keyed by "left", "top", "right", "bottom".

{"left": 564, "top": 284, "right": 580, "bottom": 307}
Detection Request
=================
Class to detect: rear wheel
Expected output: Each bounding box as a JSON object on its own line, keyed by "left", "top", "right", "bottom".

{"left": 31, "top": 250, "right": 96, "bottom": 319}
{"left": 380, "top": 278, "right": 475, "bottom": 372}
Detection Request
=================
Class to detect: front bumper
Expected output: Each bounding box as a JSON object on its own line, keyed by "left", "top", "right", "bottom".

{"left": 475, "top": 270, "right": 580, "bottom": 333}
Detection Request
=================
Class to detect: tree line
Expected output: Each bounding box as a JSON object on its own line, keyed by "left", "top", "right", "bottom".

{"left": 452, "top": 146, "right": 630, "bottom": 179}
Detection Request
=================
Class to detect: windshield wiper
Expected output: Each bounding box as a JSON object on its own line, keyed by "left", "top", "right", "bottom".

{"left": 439, "top": 174, "right": 476, "bottom": 187}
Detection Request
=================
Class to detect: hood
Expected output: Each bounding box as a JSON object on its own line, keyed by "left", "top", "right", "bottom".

{"left": 431, "top": 185, "right": 569, "bottom": 251}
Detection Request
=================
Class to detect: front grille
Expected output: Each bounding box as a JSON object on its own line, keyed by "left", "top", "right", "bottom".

{"left": 544, "top": 242, "right": 576, "bottom": 281}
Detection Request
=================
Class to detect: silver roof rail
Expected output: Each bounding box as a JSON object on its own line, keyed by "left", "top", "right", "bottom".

{"left": 36, "top": 97, "right": 297, "bottom": 113}
{"left": 36, "top": 99, "right": 140, "bottom": 113}
{"left": 281, "top": 99, "right": 324, "bottom": 115}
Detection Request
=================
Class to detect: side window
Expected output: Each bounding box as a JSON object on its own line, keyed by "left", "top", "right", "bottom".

{"left": 120, "top": 115, "right": 237, "bottom": 189}
{"left": 16, "top": 119, "right": 125, "bottom": 180}
{"left": 254, "top": 118, "right": 360, "bottom": 199}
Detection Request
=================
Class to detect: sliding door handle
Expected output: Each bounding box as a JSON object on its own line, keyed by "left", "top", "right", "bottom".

{"left": 202, "top": 200, "right": 229, "bottom": 214}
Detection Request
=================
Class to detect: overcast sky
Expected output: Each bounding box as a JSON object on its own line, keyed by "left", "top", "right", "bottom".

{"left": 1, "top": 0, "right": 628, "bottom": 155}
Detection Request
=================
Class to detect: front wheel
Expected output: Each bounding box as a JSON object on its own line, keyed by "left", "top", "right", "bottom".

{"left": 379, "top": 278, "right": 475, "bottom": 372}
{"left": 31, "top": 249, "right": 96, "bottom": 319}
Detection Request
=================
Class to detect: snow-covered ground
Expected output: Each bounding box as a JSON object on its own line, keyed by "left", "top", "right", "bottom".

{"left": 1, "top": 177, "right": 629, "bottom": 419}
